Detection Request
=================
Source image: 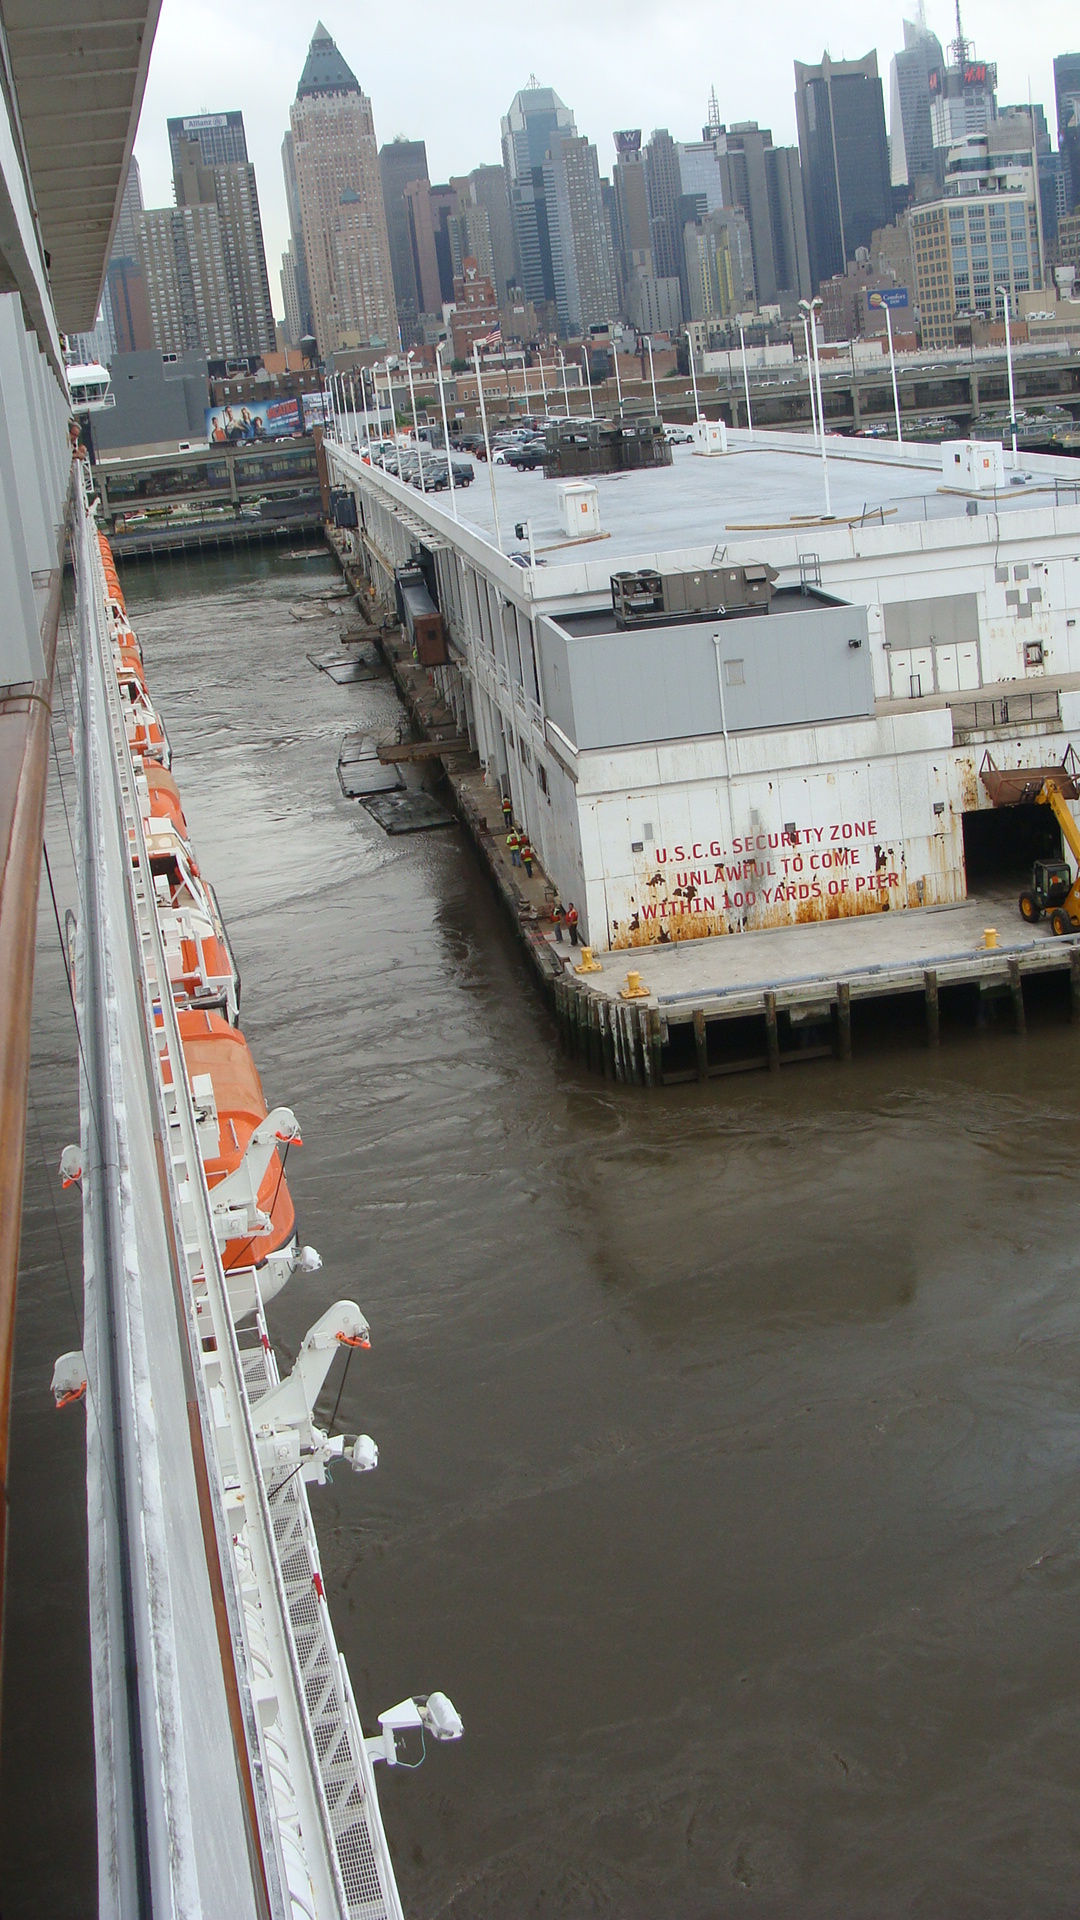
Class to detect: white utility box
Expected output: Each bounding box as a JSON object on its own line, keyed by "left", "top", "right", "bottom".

{"left": 556, "top": 481, "right": 601, "bottom": 537}
{"left": 941, "top": 439, "right": 1006, "bottom": 491}
{"left": 692, "top": 418, "right": 729, "bottom": 456}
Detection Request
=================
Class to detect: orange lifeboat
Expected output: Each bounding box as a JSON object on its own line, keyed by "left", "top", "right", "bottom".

{"left": 145, "top": 818, "right": 240, "bottom": 1023}
{"left": 116, "top": 661, "right": 171, "bottom": 766}
{"left": 178, "top": 1009, "right": 297, "bottom": 1299}
{"left": 145, "top": 765, "right": 189, "bottom": 839}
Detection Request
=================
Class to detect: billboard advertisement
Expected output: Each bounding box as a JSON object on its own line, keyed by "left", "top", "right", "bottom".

{"left": 868, "top": 287, "right": 909, "bottom": 310}
{"left": 206, "top": 396, "right": 302, "bottom": 442}
{"left": 301, "top": 390, "right": 332, "bottom": 430}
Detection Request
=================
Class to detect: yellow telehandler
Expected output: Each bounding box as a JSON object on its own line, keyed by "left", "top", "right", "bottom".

{"left": 1019, "top": 779, "right": 1080, "bottom": 934}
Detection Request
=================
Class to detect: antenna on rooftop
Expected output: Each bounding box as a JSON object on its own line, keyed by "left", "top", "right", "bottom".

{"left": 950, "top": 0, "right": 971, "bottom": 66}
{"left": 527, "top": 71, "right": 540, "bottom": 89}
{"left": 706, "top": 84, "right": 721, "bottom": 136}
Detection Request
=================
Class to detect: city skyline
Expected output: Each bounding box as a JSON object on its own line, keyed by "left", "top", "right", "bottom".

{"left": 133, "top": 0, "right": 1072, "bottom": 321}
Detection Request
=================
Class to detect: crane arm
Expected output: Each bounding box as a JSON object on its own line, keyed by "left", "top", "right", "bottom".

{"left": 1038, "top": 779, "right": 1080, "bottom": 866}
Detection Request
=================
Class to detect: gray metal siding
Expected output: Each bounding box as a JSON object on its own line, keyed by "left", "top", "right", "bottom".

{"left": 540, "top": 603, "right": 872, "bottom": 749}
{"left": 882, "top": 592, "right": 979, "bottom": 649}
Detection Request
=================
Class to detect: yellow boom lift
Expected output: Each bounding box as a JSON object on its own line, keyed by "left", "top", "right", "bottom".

{"left": 1019, "top": 779, "right": 1080, "bottom": 934}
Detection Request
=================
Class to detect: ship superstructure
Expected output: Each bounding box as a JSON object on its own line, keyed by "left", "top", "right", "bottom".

{"left": 0, "top": 9, "right": 459, "bottom": 1913}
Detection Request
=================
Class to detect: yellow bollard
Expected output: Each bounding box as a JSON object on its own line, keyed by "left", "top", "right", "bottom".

{"left": 983, "top": 927, "right": 998, "bottom": 950}
{"left": 620, "top": 970, "right": 651, "bottom": 1000}
{"left": 575, "top": 945, "right": 603, "bottom": 974}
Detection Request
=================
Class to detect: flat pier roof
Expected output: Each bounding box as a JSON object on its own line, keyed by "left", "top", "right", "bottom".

{"left": 451, "top": 435, "right": 1076, "bottom": 565}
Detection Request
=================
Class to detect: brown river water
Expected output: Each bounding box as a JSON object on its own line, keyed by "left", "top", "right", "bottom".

{"left": 4, "top": 546, "right": 1080, "bottom": 1918}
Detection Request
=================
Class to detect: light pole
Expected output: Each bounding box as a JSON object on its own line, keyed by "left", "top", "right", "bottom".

{"left": 537, "top": 351, "right": 548, "bottom": 415}
{"left": 688, "top": 330, "right": 701, "bottom": 420}
{"left": 435, "top": 342, "right": 457, "bottom": 521}
{"left": 800, "top": 312, "right": 818, "bottom": 441}
{"left": 800, "top": 297, "right": 831, "bottom": 516}
{"left": 611, "top": 325, "right": 623, "bottom": 410}
{"left": 996, "top": 284, "right": 1018, "bottom": 466}
{"left": 646, "top": 334, "right": 659, "bottom": 417}
{"left": 581, "top": 342, "right": 595, "bottom": 420}
{"left": 473, "top": 340, "right": 502, "bottom": 551}
{"left": 558, "top": 349, "right": 571, "bottom": 418}
{"left": 405, "top": 351, "right": 426, "bottom": 492}
{"left": 738, "top": 324, "right": 753, "bottom": 436}
{"left": 870, "top": 293, "right": 903, "bottom": 444}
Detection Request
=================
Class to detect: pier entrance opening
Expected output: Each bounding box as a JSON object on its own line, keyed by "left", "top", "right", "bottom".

{"left": 962, "top": 803, "right": 1062, "bottom": 888}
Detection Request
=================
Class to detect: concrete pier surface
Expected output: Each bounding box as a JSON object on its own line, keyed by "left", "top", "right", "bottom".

{"left": 568, "top": 894, "right": 1062, "bottom": 1013}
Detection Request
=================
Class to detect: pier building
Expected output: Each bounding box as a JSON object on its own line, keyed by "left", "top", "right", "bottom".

{"left": 327, "top": 429, "right": 1080, "bottom": 958}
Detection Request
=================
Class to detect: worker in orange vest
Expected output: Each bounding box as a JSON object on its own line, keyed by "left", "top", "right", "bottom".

{"left": 521, "top": 840, "right": 535, "bottom": 878}
{"left": 551, "top": 902, "right": 565, "bottom": 942}
{"left": 506, "top": 827, "right": 521, "bottom": 867}
{"left": 566, "top": 902, "right": 579, "bottom": 946}
{"left": 501, "top": 793, "right": 513, "bottom": 830}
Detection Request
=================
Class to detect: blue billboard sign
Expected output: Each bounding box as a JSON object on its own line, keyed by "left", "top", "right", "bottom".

{"left": 205, "top": 395, "right": 302, "bottom": 443}
{"left": 868, "top": 288, "right": 909, "bottom": 311}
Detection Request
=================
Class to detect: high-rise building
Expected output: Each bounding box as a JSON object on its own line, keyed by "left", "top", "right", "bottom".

{"left": 107, "top": 158, "right": 153, "bottom": 354}
{"left": 501, "top": 81, "right": 577, "bottom": 304}
{"left": 794, "top": 52, "right": 893, "bottom": 289}
{"left": 281, "top": 130, "right": 314, "bottom": 339}
{"left": 644, "top": 129, "right": 684, "bottom": 291}
{"left": 289, "top": 22, "right": 397, "bottom": 354}
{"left": 911, "top": 188, "right": 1040, "bottom": 346}
{"left": 929, "top": 11, "right": 997, "bottom": 150}
{"left": 888, "top": 18, "right": 945, "bottom": 187}
{"left": 465, "top": 166, "right": 516, "bottom": 304}
{"left": 612, "top": 133, "right": 651, "bottom": 262}
{"left": 172, "top": 125, "right": 275, "bottom": 358}
{"left": 721, "top": 123, "right": 811, "bottom": 307}
{"left": 379, "top": 137, "right": 429, "bottom": 343}
{"left": 401, "top": 177, "right": 444, "bottom": 315}
{"left": 167, "top": 111, "right": 249, "bottom": 172}
{"left": 1054, "top": 53, "right": 1080, "bottom": 208}
{"left": 280, "top": 246, "right": 303, "bottom": 345}
{"left": 684, "top": 212, "right": 739, "bottom": 325}
{"left": 541, "top": 132, "right": 619, "bottom": 336}
{"left": 446, "top": 181, "right": 498, "bottom": 299}
{"left": 137, "top": 204, "right": 238, "bottom": 358}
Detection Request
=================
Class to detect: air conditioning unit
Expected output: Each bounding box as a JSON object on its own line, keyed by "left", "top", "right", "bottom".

{"left": 556, "top": 481, "right": 601, "bottom": 538}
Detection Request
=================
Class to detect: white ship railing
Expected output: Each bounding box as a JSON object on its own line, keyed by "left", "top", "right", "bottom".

{"left": 73, "top": 467, "right": 404, "bottom": 1918}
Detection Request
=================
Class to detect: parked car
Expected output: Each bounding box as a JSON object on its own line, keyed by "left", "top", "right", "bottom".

{"left": 506, "top": 440, "right": 547, "bottom": 470}
{"left": 664, "top": 424, "right": 693, "bottom": 445}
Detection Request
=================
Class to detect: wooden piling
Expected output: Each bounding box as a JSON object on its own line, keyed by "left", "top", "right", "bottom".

{"left": 693, "top": 1007, "right": 709, "bottom": 1080}
{"left": 764, "top": 991, "right": 780, "bottom": 1071}
{"left": 1008, "top": 957, "right": 1025, "bottom": 1035}
{"left": 624, "top": 1003, "right": 644, "bottom": 1084}
{"left": 648, "top": 1008, "right": 664, "bottom": 1085}
{"left": 836, "top": 981, "right": 852, "bottom": 1061}
{"left": 1071, "top": 947, "right": 1080, "bottom": 1023}
{"left": 639, "top": 1007, "right": 653, "bottom": 1086}
{"left": 923, "top": 968, "right": 940, "bottom": 1047}
{"left": 611, "top": 999, "right": 625, "bottom": 1083}
{"left": 587, "top": 995, "right": 602, "bottom": 1075}
{"left": 600, "top": 1001, "right": 616, "bottom": 1080}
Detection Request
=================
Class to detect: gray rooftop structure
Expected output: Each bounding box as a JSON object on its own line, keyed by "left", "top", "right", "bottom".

{"left": 438, "top": 432, "right": 1076, "bottom": 570}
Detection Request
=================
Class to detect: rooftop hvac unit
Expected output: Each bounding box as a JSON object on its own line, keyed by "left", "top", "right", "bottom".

{"left": 611, "top": 561, "right": 778, "bottom": 626}
{"left": 691, "top": 418, "right": 729, "bottom": 456}
{"left": 556, "top": 481, "right": 601, "bottom": 538}
{"left": 941, "top": 439, "right": 1006, "bottom": 491}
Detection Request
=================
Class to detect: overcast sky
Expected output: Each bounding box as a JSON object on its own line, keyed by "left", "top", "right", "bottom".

{"left": 134, "top": 0, "right": 1074, "bottom": 318}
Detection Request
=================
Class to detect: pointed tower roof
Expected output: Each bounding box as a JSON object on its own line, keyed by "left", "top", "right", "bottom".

{"left": 297, "top": 22, "right": 359, "bottom": 98}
